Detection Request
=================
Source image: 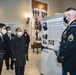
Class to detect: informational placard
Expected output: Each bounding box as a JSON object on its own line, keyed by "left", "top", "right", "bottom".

{"left": 42, "top": 14, "right": 66, "bottom": 51}
{"left": 48, "top": 17, "right": 65, "bottom": 40}
{"left": 7, "top": 23, "right": 17, "bottom": 34}
{"left": 41, "top": 14, "right": 65, "bottom": 75}
{"left": 0, "top": 22, "right": 23, "bottom": 34}
{"left": 7, "top": 23, "right": 23, "bottom": 34}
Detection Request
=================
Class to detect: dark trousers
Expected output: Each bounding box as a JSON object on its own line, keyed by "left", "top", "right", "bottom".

{"left": 26, "top": 46, "right": 29, "bottom": 60}
{"left": 5, "top": 51, "right": 13, "bottom": 68}
{"left": 0, "top": 63, "right": 3, "bottom": 75}
{"left": 0, "top": 53, "right": 3, "bottom": 74}
{"left": 62, "top": 68, "right": 76, "bottom": 75}
{"left": 15, "top": 66, "right": 25, "bottom": 75}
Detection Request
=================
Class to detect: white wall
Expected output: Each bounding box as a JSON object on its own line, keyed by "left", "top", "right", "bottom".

{"left": 0, "top": 0, "right": 31, "bottom": 30}
{"left": 61, "top": 0, "right": 76, "bottom": 12}
{"left": 49, "top": 0, "right": 61, "bottom": 16}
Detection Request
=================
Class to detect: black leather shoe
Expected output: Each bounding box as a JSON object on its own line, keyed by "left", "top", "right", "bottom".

{"left": 6, "top": 67, "right": 9, "bottom": 70}
{"left": 26, "top": 59, "right": 29, "bottom": 61}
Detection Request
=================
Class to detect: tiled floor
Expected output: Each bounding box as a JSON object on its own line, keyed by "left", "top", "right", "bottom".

{"left": 1, "top": 50, "right": 41, "bottom": 75}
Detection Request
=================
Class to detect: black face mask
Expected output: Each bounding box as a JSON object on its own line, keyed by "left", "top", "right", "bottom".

{"left": 63, "top": 17, "right": 68, "bottom": 23}
{"left": 24, "top": 32, "right": 27, "bottom": 35}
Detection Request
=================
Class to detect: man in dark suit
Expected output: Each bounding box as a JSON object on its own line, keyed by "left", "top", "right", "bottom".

{"left": 0, "top": 23, "right": 6, "bottom": 75}
{"left": 57, "top": 7, "right": 76, "bottom": 75}
{"left": 23, "top": 29, "right": 30, "bottom": 61}
{"left": 11, "top": 28, "right": 27, "bottom": 75}
{"left": 4, "top": 26, "right": 15, "bottom": 70}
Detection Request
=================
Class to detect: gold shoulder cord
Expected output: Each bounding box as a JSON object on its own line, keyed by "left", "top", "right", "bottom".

{"left": 67, "top": 72, "right": 70, "bottom": 75}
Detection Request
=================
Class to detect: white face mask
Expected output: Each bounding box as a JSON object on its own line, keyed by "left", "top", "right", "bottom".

{"left": 17, "top": 32, "right": 23, "bottom": 36}
{"left": 8, "top": 30, "right": 11, "bottom": 34}
{"left": 25, "top": 34, "right": 27, "bottom": 36}
{"left": 2, "top": 29, "right": 6, "bottom": 35}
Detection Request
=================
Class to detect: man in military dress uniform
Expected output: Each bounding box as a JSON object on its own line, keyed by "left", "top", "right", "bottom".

{"left": 57, "top": 7, "right": 76, "bottom": 75}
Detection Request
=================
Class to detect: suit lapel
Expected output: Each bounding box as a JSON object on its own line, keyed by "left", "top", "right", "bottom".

{"left": 0, "top": 36, "right": 4, "bottom": 43}
{"left": 6, "top": 34, "right": 9, "bottom": 40}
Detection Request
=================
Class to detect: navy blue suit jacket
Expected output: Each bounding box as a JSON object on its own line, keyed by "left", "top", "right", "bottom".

{"left": 0, "top": 36, "right": 4, "bottom": 63}
{"left": 0, "top": 36, "right": 4, "bottom": 52}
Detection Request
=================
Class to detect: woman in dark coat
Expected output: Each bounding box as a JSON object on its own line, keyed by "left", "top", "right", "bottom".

{"left": 23, "top": 29, "right": 30, "bottom": 61}
{"left": 11, "top": 28, "right": 26, "bottom": 75}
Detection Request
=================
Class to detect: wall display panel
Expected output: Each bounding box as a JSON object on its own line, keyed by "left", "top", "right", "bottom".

{"left": 32, "top": 8, "right": 47, "bottom": 44}
{"left": 6, "top": 23, "right": 23, "bottom": 34}
{"left": 32, "top": 0, "right": 48, "bottom": 43}
{"left": 42, "top": 14, "right": 66, "bottom": 51}
{"left": 41, "top": 14, "right": 66, "bottom": 75}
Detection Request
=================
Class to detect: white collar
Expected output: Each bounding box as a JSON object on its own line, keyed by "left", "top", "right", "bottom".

{"left": 0, "top": 33, "right": 2, "bottom": 37}
{"left": 69, "top": 19, "right": 75, "bottom": 25}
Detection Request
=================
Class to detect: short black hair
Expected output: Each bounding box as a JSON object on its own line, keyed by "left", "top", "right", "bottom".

{"left": 0, "top": 23, "right": 6, "bottom": 28}
{"left": 65, "top": 7, "right": 76, "bottom": 12}
{"left": 15, "top": 28, "right": 20, "bottom": 32}
{"left": 6, "top": 26, "right": 11, "bottom": 30}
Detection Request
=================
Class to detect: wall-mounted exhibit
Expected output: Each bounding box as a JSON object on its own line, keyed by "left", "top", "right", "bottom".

{"left": 41, "top": 14, "right": 67, "bottom": 75}
{"left": 31, "top": 0, "right": 48, "bottom": 44}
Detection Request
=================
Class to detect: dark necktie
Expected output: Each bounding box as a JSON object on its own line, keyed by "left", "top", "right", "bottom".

{"left": 0, "top": 36, "right": 4, "bottom": 42}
